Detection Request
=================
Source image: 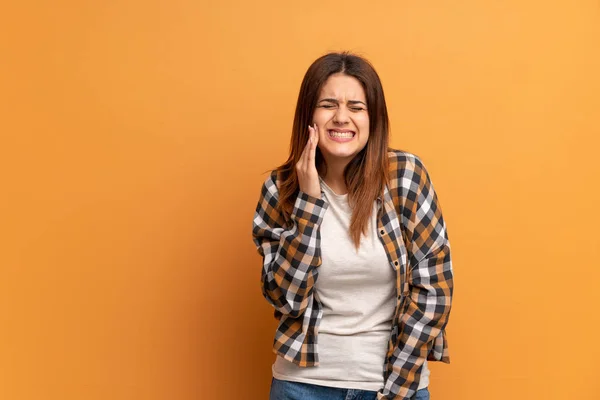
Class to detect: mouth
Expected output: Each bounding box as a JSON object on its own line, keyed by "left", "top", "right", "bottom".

{"left": 327, "top": 129, "right": 356, "bottom": 142}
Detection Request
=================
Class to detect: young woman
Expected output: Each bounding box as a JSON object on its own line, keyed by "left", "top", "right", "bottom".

{"left": 252, "top": 52, "right": 453, "bottom": 400}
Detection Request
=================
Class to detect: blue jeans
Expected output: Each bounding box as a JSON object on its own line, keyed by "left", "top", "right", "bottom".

{"left": 269, "top": 377, "right": 430, "bottom": 400}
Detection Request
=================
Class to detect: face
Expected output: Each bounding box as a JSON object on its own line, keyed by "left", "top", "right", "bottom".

{"left": 313, "top": 73, "right": 370, "bottom": 163}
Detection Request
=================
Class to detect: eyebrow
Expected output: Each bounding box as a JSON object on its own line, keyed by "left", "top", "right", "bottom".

{"left": 318, "top": 98, "right": 367, "bottom": 107}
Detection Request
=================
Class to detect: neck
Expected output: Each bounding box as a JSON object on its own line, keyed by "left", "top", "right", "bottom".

{"left": 321, "top": 156, "right": 351, "bottom": 195}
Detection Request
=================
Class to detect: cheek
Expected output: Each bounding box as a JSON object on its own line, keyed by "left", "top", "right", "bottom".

{"left": 356, "top": 115, "right": 370, "bottom": 132}
{"left": 312, "top": 109, "right": 330, "bottom": 125}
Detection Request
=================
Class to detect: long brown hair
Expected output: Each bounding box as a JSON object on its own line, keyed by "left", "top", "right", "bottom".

{"left": 276, "top": 51, "right": 390, "bottom": 249}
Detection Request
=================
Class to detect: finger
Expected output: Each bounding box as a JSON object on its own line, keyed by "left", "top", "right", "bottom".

{"left": 308, "top": 125, "right": 318, "bottom": 163}
{"left": 304, "top": 125, "right": 314, "bottom": 158}
{"left": 299, "top": 125, "right": 312, "bottom": 168}
{"left": 308, "top": 137, "right": 316, "bottom": 165}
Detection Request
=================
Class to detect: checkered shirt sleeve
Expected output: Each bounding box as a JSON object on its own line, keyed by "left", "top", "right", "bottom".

{"left": 252, "top": 171, "right": 329, "bottom": 319}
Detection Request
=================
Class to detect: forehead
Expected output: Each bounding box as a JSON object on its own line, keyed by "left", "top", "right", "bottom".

{"left": 319, "top": 73, "right": 366, "bottom": 100}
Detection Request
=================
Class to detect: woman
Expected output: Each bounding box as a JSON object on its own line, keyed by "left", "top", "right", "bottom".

{"left": 252, "top": 52, "right": 453, "bottom": 400}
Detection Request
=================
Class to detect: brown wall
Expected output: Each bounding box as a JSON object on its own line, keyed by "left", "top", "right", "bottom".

{"left": 1, "top": 1, "right": 599, "bottom": 399}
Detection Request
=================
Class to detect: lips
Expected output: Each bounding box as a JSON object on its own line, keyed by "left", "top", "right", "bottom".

{"left": 327, "top": 129, "right": 355, "bottom": 142}
{"left": 328, "top": 129, "right": 355, "bottom": 138}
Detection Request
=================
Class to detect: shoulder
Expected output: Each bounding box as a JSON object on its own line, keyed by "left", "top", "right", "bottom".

{"left": 259, "top": 170, "right": 281, "bottom": 200}
{"left": 387, "top": 148, "right": 426, "bottom": 177}
{"left": 260, "top": 168, "right": 295, "bottom": 202}
{"left": 254, "top": 170, "right": 287, "bottom": 227}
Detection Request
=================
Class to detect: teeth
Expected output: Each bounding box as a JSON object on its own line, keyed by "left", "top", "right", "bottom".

{"left": 329, "top": 131, "right": 354, "bottom": 138}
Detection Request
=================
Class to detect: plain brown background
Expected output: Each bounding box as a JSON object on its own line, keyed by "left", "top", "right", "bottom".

{"left": 1, "top": 1, "right": 599, "bottom": 399}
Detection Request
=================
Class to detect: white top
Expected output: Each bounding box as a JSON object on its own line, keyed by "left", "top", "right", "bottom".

{"left": 272, "top": 177, "right": 430, "bottom": 391}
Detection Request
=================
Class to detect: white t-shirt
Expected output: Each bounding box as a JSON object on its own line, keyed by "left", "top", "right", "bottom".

{"left": 272, "top": 177, "right": 430, "bottom": 391}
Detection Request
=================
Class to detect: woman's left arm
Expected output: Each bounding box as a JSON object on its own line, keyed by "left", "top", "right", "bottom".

{"left": 379, "top": 154, "right": 454, "bottom": 400}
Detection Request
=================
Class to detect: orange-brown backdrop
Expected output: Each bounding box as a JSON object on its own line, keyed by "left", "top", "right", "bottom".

{"left": 1, "top": 1, "right": 599, "bottom": 399}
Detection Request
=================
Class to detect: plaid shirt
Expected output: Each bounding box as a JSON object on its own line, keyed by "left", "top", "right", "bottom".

{"left": 252, "top": 150, "right": 453, "bottom": 400}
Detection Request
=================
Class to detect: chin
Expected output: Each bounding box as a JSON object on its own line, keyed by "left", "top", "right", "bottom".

{"left": 322, "top": 147, "right": 360, "bottom": 160}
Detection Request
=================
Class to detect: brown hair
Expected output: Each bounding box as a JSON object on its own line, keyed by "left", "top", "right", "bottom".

{"left": 276, "top": 51, "right": 390, "bottom": 250}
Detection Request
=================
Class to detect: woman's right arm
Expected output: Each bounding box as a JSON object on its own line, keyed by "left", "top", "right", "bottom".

{"left": 251, "top": 172, "right": 328, "bottom": 318}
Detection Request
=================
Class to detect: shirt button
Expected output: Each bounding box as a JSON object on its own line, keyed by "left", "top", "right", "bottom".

{"left": 394, "top": 261, "right": 399, "bottom": 266}
{"left": 380, "top": 229, "right": 385, "bottom": 235}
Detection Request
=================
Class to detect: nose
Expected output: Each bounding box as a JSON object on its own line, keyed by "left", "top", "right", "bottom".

{"left": 333, "top": 106, "right": 350, "bottom": 125}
